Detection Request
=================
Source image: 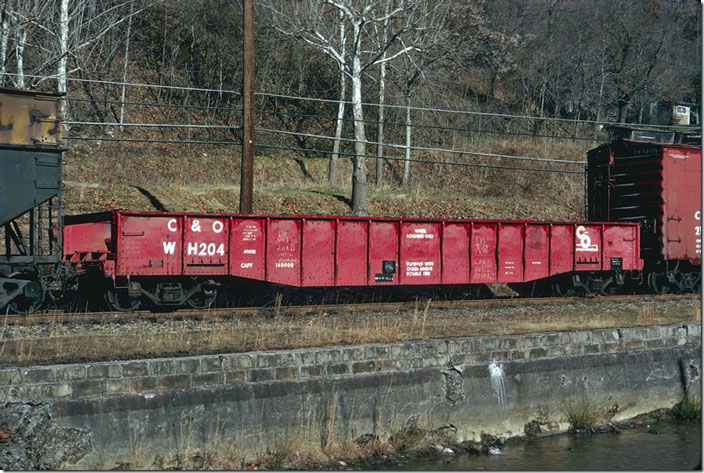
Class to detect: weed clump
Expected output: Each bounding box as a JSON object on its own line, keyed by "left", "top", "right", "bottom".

{"left": 672, "top": 395, "right": 701, "bottom": 421}
{"left": 564, "top": 398, "right": 602, "bottom": 432}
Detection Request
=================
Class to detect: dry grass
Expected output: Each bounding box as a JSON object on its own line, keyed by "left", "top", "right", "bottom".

{"left": 1, "top": 299, "right": 698, "bottom": 367}
{"left": 121, "top": 431, "right": 397, "bottom": 470}
{"left": 62, "top": 137, "right": 585, "bottom": 221}
{"left": 108, "top": 383, "right": 402, "bottom": 470}
{"left": 563, "top": 397, "right": 604, "bottom": 431}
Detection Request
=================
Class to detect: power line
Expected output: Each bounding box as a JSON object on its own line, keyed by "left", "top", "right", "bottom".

{"left": 2, "top": 72, "right": 680, "bottom": 130}
{"left": 62, "top": 95, "right": 597, "bottom": 142}
{"left": 255, "top": 143, "right": 584, "bottom": 175}
{"left": 62, "top": 134, "right": 583, "bottom": 174}
{"left": 256, "top": 91, "right": 679, "bottom": 129}
{"left": 255, "top": 107, "right": 599, "bottom": 142}
{"left": 66, "top": 121, "right": 239, "bottom": 130}
{"left": 255, "top": 127, "right": 584, "bottom": 165}
{"left": 62, "top": 94, "right": 599, "bottom": 141}
{"left": 65, "top": 96, "right": 242, "bottom": 113}
{"left": 64, "top": 121, "right": 582, "bottom": 165}
{"left": 64, "top": 136, "right": 241, "bottom": 145}
{"left": 0, "top": 72, "right": 242, "bottom": 95}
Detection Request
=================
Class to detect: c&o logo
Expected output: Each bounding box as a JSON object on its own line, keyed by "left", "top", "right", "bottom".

{"left": 576, "top": 226, "right": 599, "bottom": 252}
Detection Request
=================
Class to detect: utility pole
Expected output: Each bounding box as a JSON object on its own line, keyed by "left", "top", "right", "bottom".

{"left": 240, "top": 0, "right": 255, "bottom": 214}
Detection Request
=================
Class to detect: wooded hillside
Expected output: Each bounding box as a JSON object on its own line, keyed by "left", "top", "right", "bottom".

{"left": 2, "top": 0, "right": 700, "bottom": 217}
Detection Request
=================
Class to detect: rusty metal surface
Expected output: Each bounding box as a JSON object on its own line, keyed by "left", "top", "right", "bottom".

{"left": 0, "top": 88, "right": 63, "bottom": 147}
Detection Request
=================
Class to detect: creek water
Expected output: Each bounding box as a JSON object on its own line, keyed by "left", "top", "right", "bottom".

{"left": 381, "top": 420, "right": 701, "bottom": 471}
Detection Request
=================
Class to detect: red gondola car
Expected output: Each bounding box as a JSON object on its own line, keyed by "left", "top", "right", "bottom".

{"left": 64, "top": 210, "right": 642, "bottom": 310}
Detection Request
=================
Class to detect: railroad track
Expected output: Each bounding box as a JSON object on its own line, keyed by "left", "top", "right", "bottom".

{"left": 3, "top": 293, "right": 698, "bottom": 325}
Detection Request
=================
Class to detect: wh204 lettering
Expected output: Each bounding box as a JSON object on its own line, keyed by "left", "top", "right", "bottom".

{"left": 187, "top": 242, "right": 225, "bottom": 256}
{"left": 161, "top": 241, "right": 225, "bottom": 256}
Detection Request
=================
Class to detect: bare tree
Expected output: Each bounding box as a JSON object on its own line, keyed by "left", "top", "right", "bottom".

{"left": 14, "top": 22, "right": 25, "bottom": 88}
{"left": 57, "top": 0, "right": 68, "bottom": 96}
{"left": 264, "top": 0, "right": 429, "bottom": 215}
{"left": 13, "top": 0, "right": 30, "bottom": 88}
{"left": 389, "top": 1, "right": 452, "bottom": 188}
{"left": 0, "top": 6, "right": 11, "bottom": 87}
{"left": 119, "top": 0, "right": 135, "bottom": 131}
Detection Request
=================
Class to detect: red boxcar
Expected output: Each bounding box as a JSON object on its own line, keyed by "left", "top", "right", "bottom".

{"left": 587, "top": 135, "right": 701, "bottom": 292}
{"left": 64, "top": 210, "right": 641, "bottom": 307}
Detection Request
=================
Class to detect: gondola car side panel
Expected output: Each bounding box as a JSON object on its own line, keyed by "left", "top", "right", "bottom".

{"left": 230, "top": 218, "right": 266, "bottom": 280}
{"left": 498, "top": 223, "right": 524, "bottom": 283}
{"left": 183, "top": 216, "right": 229, "bottom": 275}
{"left": 117, "top": 213, "right": 182, "bottom": 276}
{"left": 335, "top": 220, "right": 367, "bottom": 286}
{"left": 469, "top": 222, "right": 497, "bottom": 283}
{"left": 549, "top": 224, "right": 574, "bottom": 275}
{"left": 266, "top": 219, "right": 302, "bottom": 286}
{"left": 302, "top": 219, "right": 335, "bottom": 287}
{"left": 524, "top": 224, "right": 549, "bottom": 281}
{"left": 441, "top": 223, "right": 470, "bottom": 284}
{"left": 368, "top": 221, "right": 399, "bottom": 285}
{"left": 400, "top": 222, "right": 441, "bottom": 285}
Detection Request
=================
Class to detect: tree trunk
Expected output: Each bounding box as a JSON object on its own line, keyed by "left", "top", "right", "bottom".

{"left": 350, "top": 32, "right": 368, "bottom": 216}
{"left": 119, "top": 1, "right": 135, "bottom": 132}
{"left": 329, "top": 9, "right": 346, "bottom": 186}
{"left": 375, "top": 58, "right": 386, "bottom": 188}
{"left": 0, "top": 8, "right": 10, "bottom": 88}
{"left": 58, "top": 0, "right": 69, "bottom": 120}
{"left": 617, "top": 98, "right": 627, "bottom": 124}
{"left": 402, "top": 93, "right": 411, "bottom": 188}
{"left": 489, "top": 70, "right": 496, "bottom": 99}
{"left": 329, "top": 68, "right": 346, "bottom": 186}
{"left": 375, "top": 12, "right": 389, "bottom": 188}
{"left": 594, "top": 57, "right": 606, "bottom": 140}
{"left": 15, "top": 24, "right": 25, "bottom": 88}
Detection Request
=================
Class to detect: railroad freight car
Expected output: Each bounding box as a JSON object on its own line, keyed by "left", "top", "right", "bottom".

{"left": 63, "top": 210, "right": 643, "bottom": 310}
{"left": 587, "top": 127, "right": 701, "bottom": 293}
{"left": 0, "top": 88, "right": 65, "bottom": 313}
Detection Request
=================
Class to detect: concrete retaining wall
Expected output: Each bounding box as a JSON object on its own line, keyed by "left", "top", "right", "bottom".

{"left": 0, "top": 323, "right": 701, "bottom": 469}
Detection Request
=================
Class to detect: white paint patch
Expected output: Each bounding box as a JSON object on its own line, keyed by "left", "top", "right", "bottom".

{"left": 488, "top": 361, "right": 506, "bottom": 407}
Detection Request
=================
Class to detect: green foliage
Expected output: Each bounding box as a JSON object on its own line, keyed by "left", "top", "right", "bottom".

{"left": 672, "top": 395, "right": 701, "bottom": 422}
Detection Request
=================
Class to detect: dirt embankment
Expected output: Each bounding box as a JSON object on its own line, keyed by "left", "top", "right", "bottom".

{"left": 63, "top": 138, "right": 586, "bottom": 221}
